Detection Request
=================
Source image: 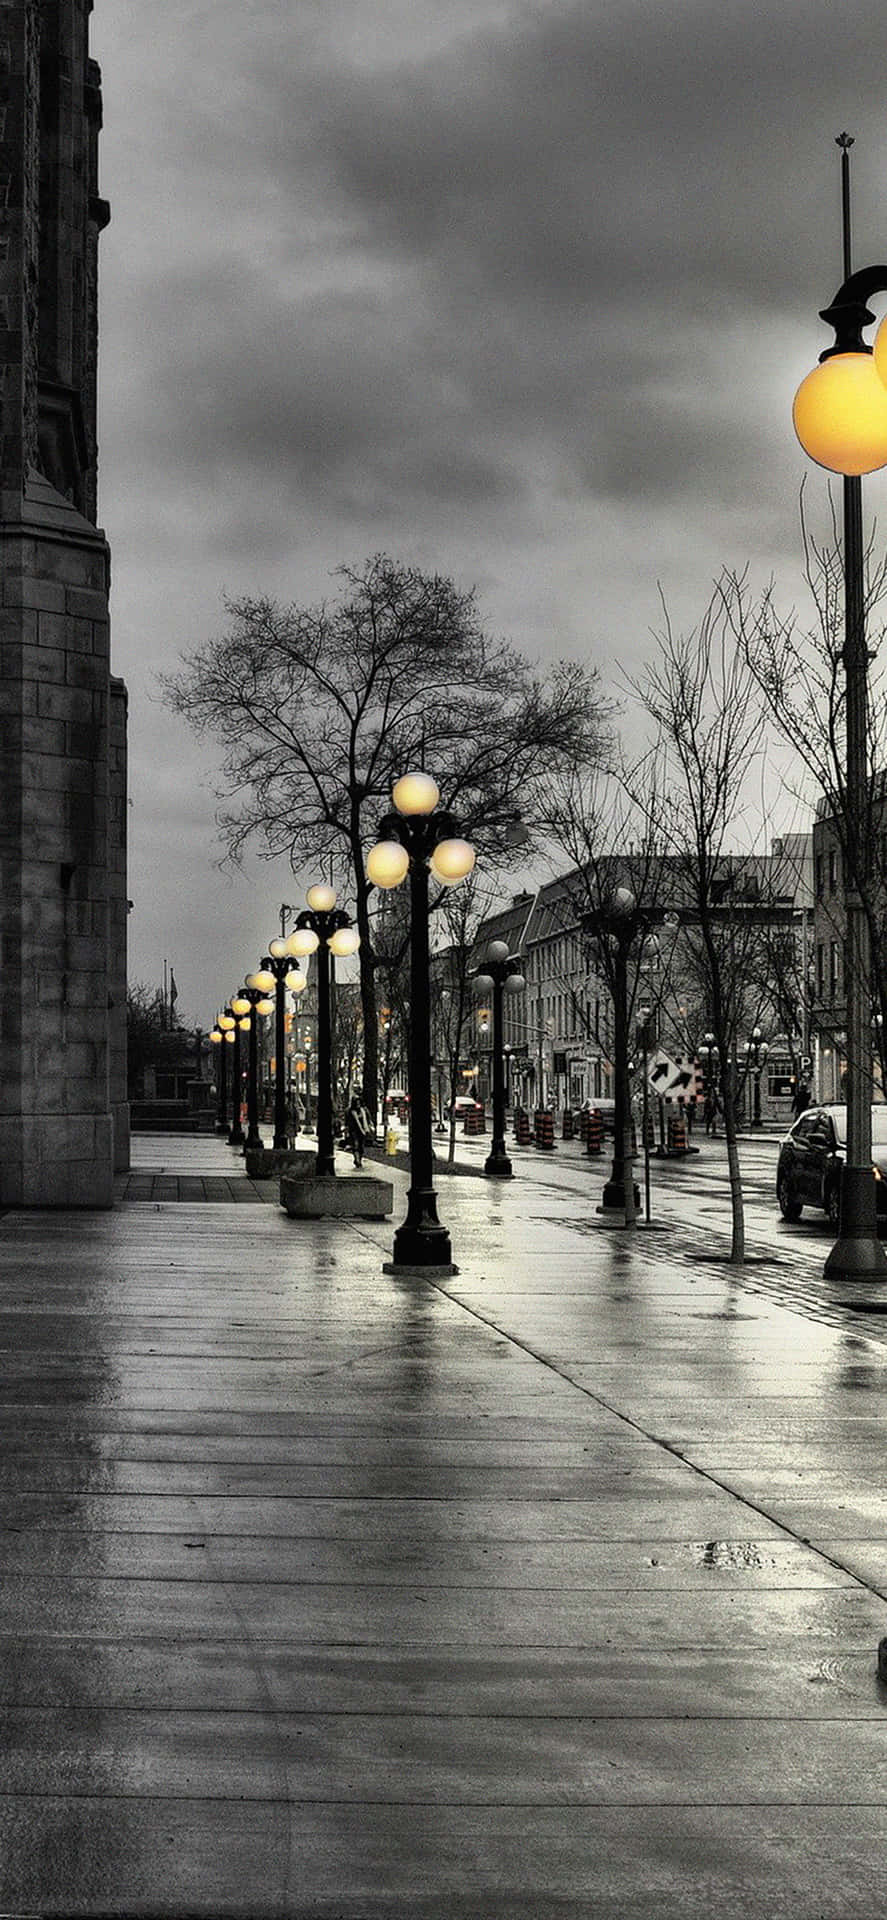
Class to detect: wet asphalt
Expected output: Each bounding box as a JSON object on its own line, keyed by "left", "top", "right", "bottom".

{"left": 1, "top": 1127, "right": 887, "bottom": 1917}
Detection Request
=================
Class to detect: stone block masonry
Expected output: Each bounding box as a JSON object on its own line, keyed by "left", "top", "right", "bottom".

{"left": 0, "top": 4, "right": 126, "bottom": 1205}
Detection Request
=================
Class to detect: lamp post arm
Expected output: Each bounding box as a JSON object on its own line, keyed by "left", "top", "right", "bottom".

{"left": 818, "top": 264, "right": 887, "bottom": 358}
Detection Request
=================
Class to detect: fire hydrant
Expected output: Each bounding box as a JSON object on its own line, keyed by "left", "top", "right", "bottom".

{"left": 385, "top": 1123, "right": 399, "bottom": 1156}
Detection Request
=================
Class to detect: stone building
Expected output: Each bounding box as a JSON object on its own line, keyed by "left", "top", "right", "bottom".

{"left": 0, "top": 1, "right": 127, "bottom": 1203}
{"left": 470, "top": 836, "right": 814, "bottom": 1127}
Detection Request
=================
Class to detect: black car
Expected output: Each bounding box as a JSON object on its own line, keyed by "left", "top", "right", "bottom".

{"left": 776, "top": 1104, "right": 887, "bottom": 1225}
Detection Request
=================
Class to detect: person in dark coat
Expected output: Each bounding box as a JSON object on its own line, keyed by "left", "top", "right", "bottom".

{"left": 345, "top": 1093, "right": 373, "bottom": 1168}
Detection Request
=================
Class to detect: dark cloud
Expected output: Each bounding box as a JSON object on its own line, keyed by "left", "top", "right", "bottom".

{"left": 90, "top": 0, "right": 887, "bottom": 1020}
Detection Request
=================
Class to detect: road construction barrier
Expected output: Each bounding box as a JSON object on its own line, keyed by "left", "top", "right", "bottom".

{"left": 667, "top": 1109, "right": 688, "bottom": 1155}
{"left": 534, "top": 1108, "right": 555, "bottom": 1150}
{"left": 585, "top": 1107, "right": 603, "bottom": 1155}
{"left": 562, "top": 1107, "right": 575, "bottom": 1140}
{"left": 579, "top": 1107, "right": 591, "bottom": 1144}
{"left": 514, "top": 1106, "right": 531, "bottom": 1146}
{"left": 463, "top": 1103, "right": 486, "bottom": 1136}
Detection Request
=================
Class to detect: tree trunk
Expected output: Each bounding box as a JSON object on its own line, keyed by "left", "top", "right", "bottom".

{"left": 720, "top": 1062, "right": 745, "bottom": 1263}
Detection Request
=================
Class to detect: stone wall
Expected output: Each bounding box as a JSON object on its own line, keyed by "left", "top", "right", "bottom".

{"left": 0, "top": 3, "right": 125, "bottom": 1205}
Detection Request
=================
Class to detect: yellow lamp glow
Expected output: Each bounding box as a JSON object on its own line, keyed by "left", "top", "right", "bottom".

{"left": 285, "top": 968, "right": 307, "bottom": 992}
{"left": 224, "top": 1029, "right": 235, "bottom": 1044}
{"left": 268, "top": 936, "right": 288, "bottom": 960}
{"left": 256, "top": 998, "right": 275, "bottom": 1016}
{"left": 306, "top": 883, "right": 337, "bottom": 912}
{"left": 247, "top": 969, "right": 275, "bottom": 993}
{"left": 393, "top": 771, "right": 440, "bottom": 815}
{"left": 792, "top": 352, "right": 887, "bottom": 475}
{"left": 238, "top": 1017, "right": 250, "bottom": 1032}
{"left": 286, "top": 927, "right": 319, "bottom": 957}
{"left": 210, "top": 1027, "right": 222, "bottom": 1044}
{"left": 429, "top": 837, "right": 475, "bottom": 886}
{"left": 367, "top": 840, "right": 410, "bottom": 888}
{"left": 230, "top": 995, "right": 251, "bottom": 1016}
{"left": 327, "top": 925, "right": 360, "bottom": 957}
{"left": 218, "top": 1013, "right": 235, "bottom": 1031}
{"left": 875, "top": 315, "right": 887, "bottom": 391}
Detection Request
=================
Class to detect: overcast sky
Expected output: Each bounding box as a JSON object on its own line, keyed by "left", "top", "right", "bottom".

{"left": 90, "top": 0, "right": 887, "bottom": 1027}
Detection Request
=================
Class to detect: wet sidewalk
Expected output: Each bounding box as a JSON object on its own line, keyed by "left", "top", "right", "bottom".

{"left": 2, "top": 1131, "right": 887, "bottom": 1916}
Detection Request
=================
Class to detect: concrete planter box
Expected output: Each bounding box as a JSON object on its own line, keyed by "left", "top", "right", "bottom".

{"left": 280, "top": 1171, "right": 394, "bottom": 1220}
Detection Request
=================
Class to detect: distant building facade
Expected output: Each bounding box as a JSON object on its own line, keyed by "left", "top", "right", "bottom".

{"left": 467, "top": 836, "right": 814, "bottom": 1128}
{"left": 0, "top": 2, "right": 127, "bottom": 1202}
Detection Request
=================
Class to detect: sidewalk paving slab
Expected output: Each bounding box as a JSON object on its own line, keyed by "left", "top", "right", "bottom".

{"left": 1, "top": 1132, "right": 886, "bottom": 1916}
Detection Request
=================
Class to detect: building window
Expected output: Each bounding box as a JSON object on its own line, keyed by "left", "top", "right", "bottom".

{"left": 828, "top": 849, "right": 837, "bottom": 892}
{"left": 817, "top": 944, "right": 825, "bottom": 1000}
{"left": 815, "top": 854, "right": 824, "bottom": 898}
{"left": 830, "top": 941, "right": 840, "bottom": 999}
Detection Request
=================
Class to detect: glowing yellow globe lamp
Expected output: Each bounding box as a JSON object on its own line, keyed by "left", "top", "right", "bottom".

{"left": 306, "top": 882, "right": 337, "bottom": 912}
{"left": 224, "top": 1029, "right": 235, "bottom": 1044}
{"left": 285, "top": 967, "right": 307, "bottom": 992}
{"left": 246, "top": 969, "right": 276, "bottom": 994}
{"left": 367, "top": 840, "right": 410, "bottom": 889}
{"left": 393, "top": 771, "right": 440, "bottom": 815}
{"left": 430, "top": 837, "right": 476, "bottom": 886}
{"left": 792, "top": 351, "right": 887, "bottom": 475}
{"left": 209, "top": 1026, "right": 222, "bottom": 1044}
{"left": 217, "top": 1013, "right": 235, "bottom": 1032}
{"left": 286, "top": 926, "right": 319, "bottom": 957}
{"left": 327, "top": 925, "right": 361, "bottom": 957}
{"left": 230, "top": 994, "right": 250, "bottom": 1017}
{"left": 238, "top": 1016, "right": 250, "bottom": 1032}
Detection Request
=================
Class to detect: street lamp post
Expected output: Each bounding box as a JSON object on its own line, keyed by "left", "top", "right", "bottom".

{"left": 472, "top": 942, "right": 526, "bottom": 1179}
{"left": 744, "top": 1027, "right": 769, "bottom": 1127}
{"left": 791, "top": 134, "right": 887, "bottom": 1280}
{"left": 213, "top": 1012, "right": 235, "bottom": 1133}
{"left": 368, "top": 771, "right": 475, "bottom": 1270}
{"left": 286, "top": 887, "right": 360, "bottom": 1179}
{"left": 591, "top": 887, "right": 641, "bottom": 1214}
{"left": 261, "top": 939, "right": 308, "bottom": 1149}
{"left": 701, "top": 1031, "right": 720, "bottom": 1135}
{"left": 225, "top": 1001, "right": 247, "bottom": 1147}
{"left": 239, "top": 978, "right": 276, "bottom": 1153}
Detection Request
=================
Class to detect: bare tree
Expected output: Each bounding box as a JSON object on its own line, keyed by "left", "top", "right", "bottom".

{"left": 731, "top": 498, "right": 887, "bottom": 1045}
{"left": 628, "top": 577, "right": 776, "bottom": 1263}
{"left": 162, "top": 554, "right": 607, "bottom": 1111}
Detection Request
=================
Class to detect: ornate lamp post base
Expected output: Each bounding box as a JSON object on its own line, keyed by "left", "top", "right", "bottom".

{"left": 385, "top": 1189, "right": 457, "bottom": 1272}
{"left": 824, "top": 1169, "right": 887, "bottom": 1280}
{"left": 600, "top": 1175, "right": 641, "bottom": 1211}
{"left": 484, "top": 1146, "right": 513, "bottom": 1178}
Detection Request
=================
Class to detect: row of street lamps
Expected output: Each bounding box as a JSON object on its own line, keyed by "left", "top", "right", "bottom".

{"left": 210, "top": 809, "right": 786, "bottom": 1276}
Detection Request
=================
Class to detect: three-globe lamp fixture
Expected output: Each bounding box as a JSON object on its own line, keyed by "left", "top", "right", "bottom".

{"left": 287, "top": 886, "right": 360, "bottom": 1178}
{"left": 368, "top": 772, "right": 475, "bottom": 1271}
{"left": 472, "top": 942, "right": 526, "bottom": 1179}
{"left": 261, "top": 937, "right": 309, "bottom": 1151}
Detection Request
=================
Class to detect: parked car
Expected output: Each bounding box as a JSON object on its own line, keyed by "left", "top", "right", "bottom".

{"left": 776, "top": 1104, "right": 887, "bottom": 1224}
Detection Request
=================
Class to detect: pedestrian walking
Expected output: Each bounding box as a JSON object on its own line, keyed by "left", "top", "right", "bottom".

{"left": 792, "top": 1081, "right": 811, "bottom": 1117}
{"left": 345, "top": 1093, "right": 373, "bottom": 1168}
